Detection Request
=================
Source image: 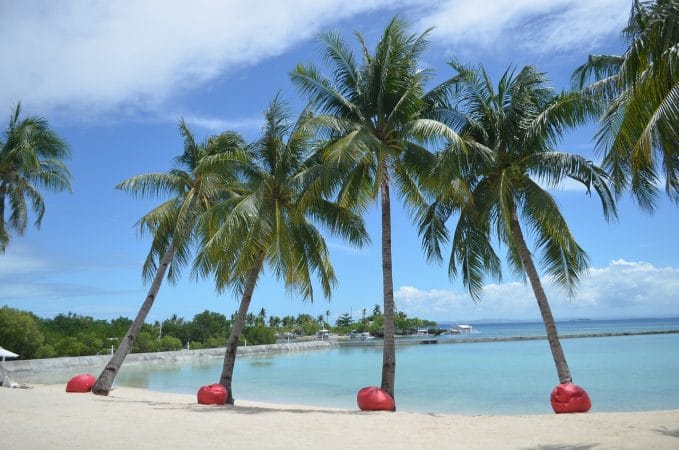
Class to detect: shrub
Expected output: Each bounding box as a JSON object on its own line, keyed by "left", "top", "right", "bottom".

{"left": 241, "top": 326, "right": 275, "bottom": 345}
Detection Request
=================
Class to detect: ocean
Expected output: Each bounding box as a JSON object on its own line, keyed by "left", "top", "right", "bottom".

{"left": 108, "top": 318, "right": 679, "bottom": 415}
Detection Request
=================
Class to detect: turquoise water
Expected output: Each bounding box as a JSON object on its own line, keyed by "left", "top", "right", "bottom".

{"left": 109, "top": 319, "right": 679, "bottom": 415}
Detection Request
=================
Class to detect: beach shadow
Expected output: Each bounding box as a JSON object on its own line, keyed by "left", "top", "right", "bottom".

{"left": 103, "top": 393, "right": 361, "bottom": 415}
{"left": 190, "top": 404, "right": 361, "bottom": 416}
{"left": 523, "top": 445, "right": 599, "bottom": 450}
{"left": 653, "top": 426, "right": 679, "bottom": 438}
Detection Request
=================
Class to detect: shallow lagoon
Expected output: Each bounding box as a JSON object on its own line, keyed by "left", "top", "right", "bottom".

{"left": 114, "top": 332, "right": 679, "bottom": 415}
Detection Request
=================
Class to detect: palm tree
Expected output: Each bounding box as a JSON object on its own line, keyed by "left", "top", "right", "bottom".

{"left": 290, "top": 17, "right": 457, "bottom": 405}
{"left": 0, "top": 103, "right": 71, "bottom": 253}
{"left": 421, "top": 63, "right": 616, "bottom": 390}
{"left": 194, "top": 96, "right": 367, "bottom": 404}
{"left": 573, "top": 0, "right": 679, "bottom": 209}
{"left": 92, "top": 121, "right": 245, "bottom": 395}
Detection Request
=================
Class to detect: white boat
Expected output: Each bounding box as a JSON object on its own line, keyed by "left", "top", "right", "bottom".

{"left": 452, "top": 324, "right": 475, "bottom": 334}
{"left": 415, "top": 328, "right": 429, "bottom": 336}
{"left": 359, "top": 332, "right": 374, "bottom": 340}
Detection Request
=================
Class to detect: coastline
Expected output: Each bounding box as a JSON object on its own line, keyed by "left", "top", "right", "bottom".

{"left": 1, "top": 340, "right": 335, "bottom": 379}
{"left": 1, "top": 384, "right": 678, "bottom": 449}
{"left": 6, "top": 328, "right": 679, "bottom": 377}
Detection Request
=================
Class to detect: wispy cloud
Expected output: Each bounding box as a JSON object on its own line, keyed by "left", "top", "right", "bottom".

{"left": 0, "top": 0, "right": 400, "bottom": 120}
{"left": 395, "top": 259, "right": 679, "bottom": 320}
{"left": 1, "top": 1, "right": 629, "bottom": 122}
{"left": 0, "top": 246, "right": 141, "bottom": 304}
{"left": 0, "top": 247, "right": 50, "bottom": 276}
{"left": 419, "top": 0, "right": 628, "bottom": 55}
{"left": 179, "top": 114, "right": 264, "bottom": 133}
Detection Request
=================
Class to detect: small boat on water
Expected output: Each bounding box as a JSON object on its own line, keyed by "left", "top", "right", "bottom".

{"left": 453, "top": 324, "right": 475, "bottom": 334}
{"left": 415, "top": 328, "right": 429, "bottom": 336}
{"left": 440, "top": 324, "right": 478, "bottom": 335}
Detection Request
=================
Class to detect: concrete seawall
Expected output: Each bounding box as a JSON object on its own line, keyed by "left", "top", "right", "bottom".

{"left": 1, "top": 340, "right": 336, "bottom": 377}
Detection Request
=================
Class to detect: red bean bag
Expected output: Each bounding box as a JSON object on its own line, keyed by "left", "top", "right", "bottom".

{"left": 197, "top": 384, "right": 228, "bottom": 405}
{"left": 66, "top": 374, "right": 96, "bottom": 393}
{"left": 357, "top": 386, "right": 395, "bottom": 411}
{"left": 550, "top": 383, "right": 591, "bottom": 413}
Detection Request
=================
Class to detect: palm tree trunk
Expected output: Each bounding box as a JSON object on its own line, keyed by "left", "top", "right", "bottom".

{"left": 0, "top": 187, "right": 7, "bottom": 251}
{"left": 219, "top": 250, "right": 266, "bottom": 405}
{"left": 508, "top": 207, "right": 573, "bottom": 384}
{"left": 92, "top": 247, "right": 174, "bottom": 395}
{"left": 380, "top": 176, "right": 396, "bottom": 405}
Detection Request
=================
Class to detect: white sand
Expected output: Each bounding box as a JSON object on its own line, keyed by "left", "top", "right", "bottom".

{"left": 1, "top": 384, "right": 677, "bottom": 449}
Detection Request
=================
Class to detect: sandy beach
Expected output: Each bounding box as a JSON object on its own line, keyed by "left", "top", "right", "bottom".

{"left": 0, "top": 384, "right": 677, "bottom": 449}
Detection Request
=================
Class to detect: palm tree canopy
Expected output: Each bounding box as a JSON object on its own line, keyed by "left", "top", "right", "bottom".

{"left": 573, "top": 0, "right": 679, "bottom": 209}
{"left": 422, "top": 63, "right": 617, "bottom": 299}
{"left": 117, "top": 119, "right": 246, "bottom": 283}
{"left": 194, "top": 95, "right": 369, "bottom": 301}
{"left": 290, "top": 17, "right": 460, "bottom": 213}
{"left": 0, "top": 103, "right": 71, "bottom": 253}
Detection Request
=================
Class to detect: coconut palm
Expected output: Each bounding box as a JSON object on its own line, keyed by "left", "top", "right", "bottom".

{"left": 194, "top": 96, "right": 367, "bottom": 404}
{"left": 290, "top": 18, "right": 458, "bottom": 405}
{"left": 92, "top": 121, "right": 245, "bottom": 395}
{"left": 573, "top": 0, "right": 679, "bottom": 209}
{"left": 421, "top": 62, "right": 617, "bottom": 386}
{"left": 0, "top": 103, "right": 71, "bottom": 253}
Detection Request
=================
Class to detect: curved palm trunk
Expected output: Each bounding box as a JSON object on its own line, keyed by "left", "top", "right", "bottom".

{"left": 219, "top": 251, "right": 266, "bottom": 405}
{"left": 380, "top": 177, "right": 396, "bottom": 407}
{"left": 92, "top": 247, "right": 174, "bottom": 395}
{"left": 508, "top": 207, "right": 573, "bottom": 384}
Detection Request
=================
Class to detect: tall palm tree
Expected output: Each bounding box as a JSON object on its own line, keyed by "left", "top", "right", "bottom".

{"left": 573, "top": 0, "right": 679, "bottom": 209}
{"left": 421, "top": 63, "right": 617, "bottom": 389}
{"left": 194, "top": 96, "right": 367, "bottom": 404}
{"left": 92, "top": 121, "right": 245, "bottom": 395}
{"left": 0, "top": 103, "right": 71, "bottom": 253}
{"left": 290, "top": 18, "right": 457, "bottom": 405}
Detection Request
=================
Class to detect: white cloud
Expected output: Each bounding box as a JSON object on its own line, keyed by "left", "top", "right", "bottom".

{"left": 0, "top": 0, "right": 399, "bottom": 119}
{"left": 395, "top": 259, "right": 679, "bottom": 320}
{"left": 0, "top": 246, "right": 140, "bottom": 303}
{"left": 0, "top": 247, "right": 49, "bottom": 276}
{"left": 1, "top": 1, "right": 630, "bottom": 122}
{"left": 180, "top": 115, "right": 264, "bottom": 133}
{"left": 419, "top": 0, "right": 628, "bottom": 55}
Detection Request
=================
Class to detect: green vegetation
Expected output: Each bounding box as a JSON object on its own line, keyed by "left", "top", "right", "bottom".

{"left": 573, "top": 0, "right": 679, "bottom": 209}
{"left": 0, "top": 103, "right": 71, "bottom": 253}
{"left": 420, "top": 63, "right": 616, "bottom": 385}
{"left": 5, "top": 1, "right": 675, "bottom": 411}
{"left": 93, "top": 119, "right": 246, "bottom": 395}
{"left": 194, "top": 96, "right": 368, "bottom": 404}
{"left": 0, "top": 305, "right": 435, "bottom": 359}
{"left": 291, "top": 17, "right": 457, "bottom": 402}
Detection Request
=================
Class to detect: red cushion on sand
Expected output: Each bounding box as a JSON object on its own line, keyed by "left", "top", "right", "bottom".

{"left": 357, "top": 386, "right": 395, "bottom": 411}
{"left": 550, "top": 383, "right": 591, "bottom": 413}
{"left": 66, "top": 374, "right": 96, "bottom": 393}
{"left": 197, "top": 384, "right": 228, "bottom": 405}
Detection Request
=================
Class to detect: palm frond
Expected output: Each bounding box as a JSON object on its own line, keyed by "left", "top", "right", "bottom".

{"left": 522, "top": 179, "right": 589, "bottom": 296}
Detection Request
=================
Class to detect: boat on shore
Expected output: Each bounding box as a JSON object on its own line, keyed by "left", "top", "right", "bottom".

{"left": 349, "top": 330, "right": 374, "bottom": 340}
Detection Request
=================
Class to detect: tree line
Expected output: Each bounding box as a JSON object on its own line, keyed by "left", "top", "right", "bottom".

{"left": 0, "top": 305, "right": 435, "bottom": 359}
{"left": 2, "top": 1, "right": 676, "bottom": 410}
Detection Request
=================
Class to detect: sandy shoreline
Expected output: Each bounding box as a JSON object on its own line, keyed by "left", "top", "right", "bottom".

{"left": 0, "top": 384, "right": 677, "bottom": 449}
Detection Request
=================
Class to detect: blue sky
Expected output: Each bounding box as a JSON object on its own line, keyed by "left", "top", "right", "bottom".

{"left": 1, "top": 0, "right": 677, "bottom": 324}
